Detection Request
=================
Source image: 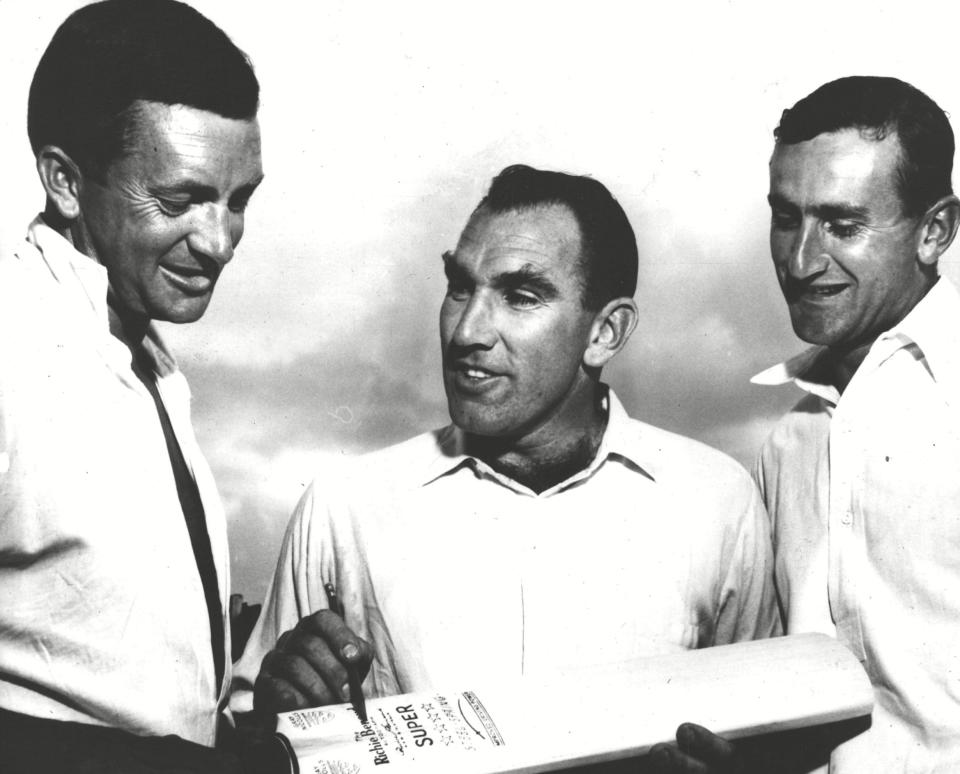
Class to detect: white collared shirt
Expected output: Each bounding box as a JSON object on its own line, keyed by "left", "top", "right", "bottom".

{"left": 0, "top": 218, "right": 231, "bottom": 743}
{"left": 753, "top": 278, "right": 960, "bottom": 773}
{"left": 231, "top": 390, "right": 779, "bottom": 711}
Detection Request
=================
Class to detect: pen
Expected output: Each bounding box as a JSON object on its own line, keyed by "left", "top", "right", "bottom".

{"left": 324, "top": 581, "right": 368, "bottom": 723}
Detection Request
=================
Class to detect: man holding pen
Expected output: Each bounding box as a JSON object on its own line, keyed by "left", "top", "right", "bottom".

{"left": 232, "top": 164, "right": 780, "bottom": 720}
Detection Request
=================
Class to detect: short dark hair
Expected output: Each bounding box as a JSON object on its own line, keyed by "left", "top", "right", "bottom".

{"left": 775, "top": 76, "right": 954, "bottom": 216}
{"left": 28, "top": 0, "right": 260, "bottom": 180}
{"left": 477, "top": 164, "right": 638, "bottom": 309}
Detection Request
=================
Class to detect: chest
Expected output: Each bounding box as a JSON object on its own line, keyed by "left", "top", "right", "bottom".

{"left": 354, "top": 484, "right": 713, "bottom": 692}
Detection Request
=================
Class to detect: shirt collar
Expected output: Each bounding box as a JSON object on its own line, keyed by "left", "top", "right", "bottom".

{"left": 27, "top": 215, "right": 110, "bottom": 323}
{"left": 750, "top": 276, "right": 960, "bottom": 404}
{"left": 750, "top": 344, "right": 838, "bottom": 404}
{"left": 878, "top": 276, "right": 960, "bottom": 399}
{"left": 419, "top": 387, "right": 657, "bottom": 493}
{"left": 26, "top": 215, "right": 178, "bottom": 378}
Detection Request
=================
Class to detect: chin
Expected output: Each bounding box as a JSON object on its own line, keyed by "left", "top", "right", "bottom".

{"left": 448, "top": 405, "right": 509, "bottom": 437}
{"left": 154, "top": 299, "right": 213, "bottom": 324}
{"left": 793, "top": 328, "right": 846, "bottom": 348}
{"left": 790, "top": 316, "right": 839, "bottom": 347}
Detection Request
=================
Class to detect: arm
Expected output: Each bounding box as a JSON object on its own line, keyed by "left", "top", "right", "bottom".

{"left": 647, "top": 724, "right": 743, "bottom": 774}
{"left": 646, "top": 717, "right": 867, "bottom": 774}
{"left": 0, "top": 708, "right": 290, "bottom": 774}
{"left": 230, "top": 483, "right": 327, "bottom": 715}
{"left": 230, "top": 477, "right": 373, "bottom": 718}
{"left": 253, "top": 609, "right": 372, "bottom": 714}
{"left": 643, "top": 477, "right": 778, "bottom": 773}
{"left": 714, "top": 475, "right": 782, "bottom": 645}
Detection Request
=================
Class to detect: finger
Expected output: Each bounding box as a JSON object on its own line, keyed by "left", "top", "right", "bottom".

{"left": 252, "top": 668, "right": 311, "bottom": 714}
{"left": 284, "top": 628, "right": 351, "bottom": 702}
{"left": 676, "top": 723, "right": 737, "bottom": 765}
{"left": 299, "top": 609, "right": 374, "bottom": 675}
{"left": 275, "top": 629, "right": 294, "bottom": 650}
{"left": 646, "top": 743, "right": 713, "bottom": 774}
{"left": 258, "top": 647, "right": 341, "bottom": 707}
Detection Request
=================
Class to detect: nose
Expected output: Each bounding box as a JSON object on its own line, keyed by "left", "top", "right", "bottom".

{"left": 786, "top": 220, "right": 829, "bottom": 280}
{"left": 188, "top": 204, "right": 240, "bottom": 266}
{"left": 448, "top": 292, "right": 496, "bottom": 349}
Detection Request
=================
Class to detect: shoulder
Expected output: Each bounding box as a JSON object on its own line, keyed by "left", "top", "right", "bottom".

{"left": 758, "top": 392, "right": 830, "bottom": 465}
{"left": 0, "top": 237, "right": 58, "bottom": 364}
{"left": 621, "top": 415, "right": 756, "bottom": 497}
{"left": 293, "top": 427, "right": 453, "bottom": 516}
{"left": 279, "top": 429, "right": 452, "bottom": 564}
{"left": 354, "top": 428, "right": 452, "bottom": 471}
{"left": 614, "top": 417, "right": 768, "bottom": 548}
{"left": 0, "top": 236, "right": 41, "bottom": 303}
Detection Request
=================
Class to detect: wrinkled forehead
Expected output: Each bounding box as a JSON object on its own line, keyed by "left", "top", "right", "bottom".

{"left": 769, "top": 128, "right": 902, "bottom": 200}
{"left": 127, "top": 101, "right": 261, "bottom": 151}
{"left": 115, "top": 101, "right": 263, "bottom": 180}
{"left": 456, "top": 204, "right": 582, "bottom": 268}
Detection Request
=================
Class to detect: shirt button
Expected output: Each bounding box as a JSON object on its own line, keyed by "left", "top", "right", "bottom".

{"left": 840, "top": 511, "right": 852, "bottom": 526}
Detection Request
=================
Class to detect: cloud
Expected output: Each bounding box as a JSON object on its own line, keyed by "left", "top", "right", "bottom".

{"left": 168, "top": 197, "right": 807, "bottom": 597}
{"left": 175, "top": 322, "right": 451, "bottom": 596}
{"left": 15, "top": 0, "right": 959, "bottom": 603}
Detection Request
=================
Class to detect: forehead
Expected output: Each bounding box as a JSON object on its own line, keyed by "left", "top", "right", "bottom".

{"left": 769, "top": 128, "right": 902, "bottom": 211}
{"left": 115, "top": 101, "right": 263, "bottom": 183}
{"left": 454, "top": 204, "right": 582, "bottom": 276}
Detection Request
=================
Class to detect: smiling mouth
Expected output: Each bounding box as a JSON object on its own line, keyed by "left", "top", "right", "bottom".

{"left": 805, "top": 284, "right": 846, "bottom": 296}
{"left": 462, "top": 367, "right": 497, "bottom": 380}
{"left": 160, "top": 265, "right": 217, "bottom": 295}
{"left": 784, "top": 278, "right": 848, "bottom": 303}
{"left": 446, "top": 362, "right": 504, "bottom": 392}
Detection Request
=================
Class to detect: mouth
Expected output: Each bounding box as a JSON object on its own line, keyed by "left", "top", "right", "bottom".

{"left": 445, "top": 362, "right": 505, "bottom": 393}
{"left": 805, "top": 284, "right": 847, "bottom": 297}
{"left": 160, "top": 264, "right": 218, "bottom": 296}
{"left": 784, "top": 278, "right": 849, "bottom": 303}
{"left": 463, "top": 366, "right": 497, "bottom": 380}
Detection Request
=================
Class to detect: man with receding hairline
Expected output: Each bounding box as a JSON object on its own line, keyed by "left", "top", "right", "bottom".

{"left": 0, "top": 1, "right": 281, "bottom": 771}
{"left": 653, "top": 76, "right": 960, "bottom": 774}
{"left": 232, "top": 165, "right": 779, "bottom": 731}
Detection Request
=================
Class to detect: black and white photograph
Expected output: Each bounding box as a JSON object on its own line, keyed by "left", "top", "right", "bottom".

{"left": 1, "top": 1, "right": 959, "bottom": 772}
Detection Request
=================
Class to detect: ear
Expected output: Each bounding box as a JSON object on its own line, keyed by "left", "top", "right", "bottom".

{"left": 917, "top": 194, "right": 960, "bottom": 267}
{"left": 36, "top": 145, "right": 85, "bottom": 221}
{"left": 583, "top": 296, "right": 639, "bottom": 370}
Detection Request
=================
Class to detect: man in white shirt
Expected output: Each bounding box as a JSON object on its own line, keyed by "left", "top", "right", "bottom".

{"left": 654, "top": 77, "right": 960, "bottom": 773}
{"left": 232, "top": 165, "right": 779, "bottom": 721}
{"left": 0, "top": 1, "right": 274, "bottom": 771}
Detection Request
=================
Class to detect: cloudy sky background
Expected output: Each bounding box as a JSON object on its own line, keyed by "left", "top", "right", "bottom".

{"left": 3, "top": 0, "right": 960, "bottom": 599}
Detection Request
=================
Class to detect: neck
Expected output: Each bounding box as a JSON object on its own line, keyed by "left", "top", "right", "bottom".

{"left": 464, "top": 387, "right": 608, "bottom": 494}
{"left": 829, "top": 277, "right": 938, "bottom": 394}
{"left": 107, "top": 299, "right": 150, "bottom": 356}
{"left": 830, "top": 344, "right": 871, "bottom": 394}
{"left": 44, "top": 207, "right": 150, "bottom": 356}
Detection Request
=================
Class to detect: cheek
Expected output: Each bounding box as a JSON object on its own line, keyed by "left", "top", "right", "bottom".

{"left": 769, "top": 235, "right": 791, "bottom": 272}
{"left": 438, "top": 300, "right": 458, "bottom": 344}
{"left": 230, "top": 214, "right": 246, "bottom": 246}
{"left": 523, "top": 327, "right": 583, "bottom": 379}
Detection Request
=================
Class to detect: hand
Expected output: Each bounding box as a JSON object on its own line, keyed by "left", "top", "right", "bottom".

{"left": 253, "top": 609, "right": 373, "bottom": 714}
{"left": 646, "top": 723, "right": 743, "bottom": 774}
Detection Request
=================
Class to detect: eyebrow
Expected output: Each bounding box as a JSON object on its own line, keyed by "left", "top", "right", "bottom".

{"left": 767, "top": 193, "right": 870, "bottom": 220}
{"left": 152, "top": 175, "right": 265, "bottom": 200}
{"left": 493, "top": 265, "right": 560, "bottom": 299}
{"left": 441, "top": 252, "right": 560, "bottom": 299}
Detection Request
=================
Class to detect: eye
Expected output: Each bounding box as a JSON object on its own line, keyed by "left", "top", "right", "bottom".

{"left": 157, "top": 197, "right": 191, "bottom": 217}
{"left": 445, "top": 281, "right": 470, "bottom": 301}
{"left": 504, "top": 290, "right": 539, "bottom": 308}
{"left": 229, "top": 193, "right": 254, "bottom": 214}
{"left": 825, "top": 220, "right": 863, "bottom": 239}
{"left": 770, "top": 208, "right": 798, "bottom": 231}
